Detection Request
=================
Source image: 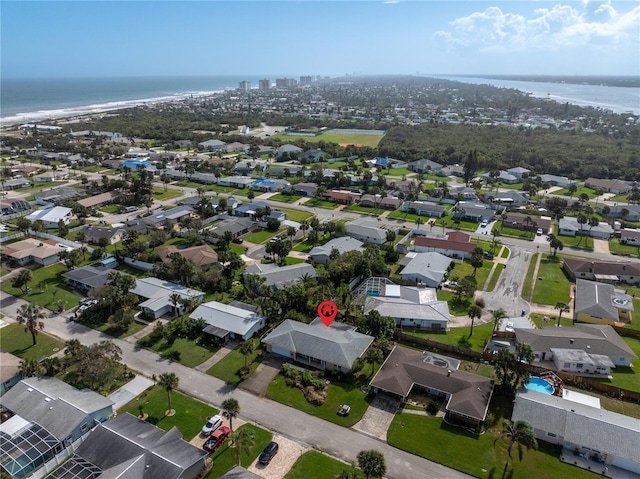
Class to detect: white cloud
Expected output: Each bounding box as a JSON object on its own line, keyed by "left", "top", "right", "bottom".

{"left": 434, "top": 2, "right": 640, "bottom": 52}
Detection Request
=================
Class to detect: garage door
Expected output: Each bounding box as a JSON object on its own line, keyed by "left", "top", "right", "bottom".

{"left": 271, "top": 346, "right": 291, "bottom": 359}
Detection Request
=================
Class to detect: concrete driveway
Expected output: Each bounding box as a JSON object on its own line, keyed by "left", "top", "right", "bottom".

{"left": 240, "top": 356, "right": 285, "bottom": 397}
{"left": 248, "top": 435, "right": 308, "bottom": 479}
{"left": 107, "top": 375, "right": 154, "bottom": 411}
{"left": 352, "top": 395, "right": 399, "bottom": 440}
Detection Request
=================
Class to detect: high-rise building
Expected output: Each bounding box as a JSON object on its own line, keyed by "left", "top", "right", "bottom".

{"left": 299, "top": 76, "right": 313, "bottom": 85}
{"left": 276, "top": 78, "right": 297, "bottom": 88}
{"left": 259, "top": 79, "right": 272, "bottom": 90}
{"left": 238, "top": 81, "right": 251, "bottom": 92}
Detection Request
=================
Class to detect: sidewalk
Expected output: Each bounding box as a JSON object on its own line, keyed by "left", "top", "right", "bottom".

{"left": 195, "top": 339, "right": 240, "bottom": 373}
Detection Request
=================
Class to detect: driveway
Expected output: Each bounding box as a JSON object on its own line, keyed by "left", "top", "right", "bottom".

{"left": 248, "top": 435, "right": 308, "bottom": 479}
{"left": 107, "top": 375, "right": 154, "bottom": 411}
{"left": 352, "top": 395, "right": 399, "bottom": 441}
{"left": 241, "top": 355, "right": 284, "bottom": 397}
{"left": 593, "top": 238, "right": 610, "bottom": 254}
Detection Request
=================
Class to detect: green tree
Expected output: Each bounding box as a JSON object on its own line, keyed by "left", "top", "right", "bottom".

{"left": 57, "top": 219, "right": 69, "bottom": 238}
{"left": 230, "top": 428, "right": 255, "bottom": 466}
{"left": 365, "top": 346, "right": 384, "bottom": 376}
{"left": 247, "top": 189, "right": 255, "bottom": 203}
{"left": 463, "top": 149, "right": 479, "bottom": 185}
{"left": 238, "top": 340, "right": 255, "bottom": 370}
{"left": 108, "top": 306, "right": 135, "bottom": 330}
{"left": 11, "top": 269, "right": 32, "bottom": 294}
{"left": 158, "top": 372, "right": 179, "bottom": 413}
{"left": 491, "top": 308, "right": 507, "bottom": 334}
{"left": 65, "top": 338, "right": 83, "bottom": 357}
{"left": 16, "top": 302, "right": 46, "bottom": 345}
{"left": 554, "top": 302, "right": 570, "bottom": 327}
{"left": 467, "top": 304, "right": 482, "bottom": 337}
{"left": 19, "top": 358, "right": 43, "bottom": 377}
{"left": 470, "top": 252, "right": 484, "bottom": 277}
{"left": 221, "top": 398, "right": 240, "bottom": 432}
{"left": 361, "top": 310, "right": 395, "bottom": 340}
{"left": 75, "top": 340, "right": 122, "bottom": 391}
{"left": 16, "top": 217, "right": 32, "bottom": 237}
{"left": 357, "top": 449, "right": 386, "bottom": 479}
{"left": 495, "top": 420, "right": 538, "bottom": 479}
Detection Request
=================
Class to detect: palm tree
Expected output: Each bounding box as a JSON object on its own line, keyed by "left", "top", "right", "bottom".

{"left": 11, "top": 269, "right": 32, "bottom": 295}
{"left": 230, "top": 428, "right": 255, "bottom": 465}
{"left": 158, "top": 372, "right": 179, "bottom": 414}
{"left": 467, "top": 304, "right": 482, "bottom": 337}
{"left": 495, "top": 419, "right": 538, "bottom": 479}
{"left": 221, "top": 398, "right": 240, "bottom": 432}
{"left": 169, "top": 293, "right": 182, "bottom": 317}
{"left": 357, "top": 449, "right": 386, "bottom": 479}
{"left": 65, "top": 338, "right": 83, "bottom": 357}
{"left": 17, "top": 303, "right": 46, "bottom": 345}
{"left": 554, "top": 302, "right": 570, "bottom": 327}
{"left": 365, "top": 346, "right": 384, "bottom": 376}
{"left": 19, "top": 358, "right": 43, "bottom": 377}
{"left": 491, "top": 308, "right": 507, "bottom": 335}
{"left": 238, "top": 340, "right": 255, "bottom": 370}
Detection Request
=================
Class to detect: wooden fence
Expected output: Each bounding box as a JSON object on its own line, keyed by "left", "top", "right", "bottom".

{"left": 393, "top": 330, "right": 483, "bottom": 361}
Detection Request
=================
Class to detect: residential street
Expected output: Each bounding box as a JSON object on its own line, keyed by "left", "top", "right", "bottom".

{"left": 0, "top": 292, "right": 474, "bottom": 479}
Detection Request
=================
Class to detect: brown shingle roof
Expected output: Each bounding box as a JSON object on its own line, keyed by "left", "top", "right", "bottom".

{"left": 563, "top": 257, "right": 640, "bottom": 278}
{"left": 156, "top": 245, "right": 218, "bottom": 268}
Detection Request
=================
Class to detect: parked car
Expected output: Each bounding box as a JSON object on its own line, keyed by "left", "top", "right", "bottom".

{"left": 201, "top": 415, "right": 223, "bottom": 436}
{"left": 258, "top": 441, "right": 279, "bottom": 465}
{"left": 505, "top": 321, "right": 514, "bottom": 332}
{"left": 481, "top": 220, "right": 488, "bottom": 228}
{"left": 536, "top": 228, "right": 543, "bottom": 236}
{"left": 232, "top": 237, "right": 243, "bottom": 244}
{"left": 483, "top": 252, "right": 494, "bottom": 260}
{"left": 203, "top": 426, "right": 230, "bottom": 452}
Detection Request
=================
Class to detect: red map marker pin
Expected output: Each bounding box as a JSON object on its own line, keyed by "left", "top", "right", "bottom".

{"left": 318, "top": 300, "right": 338, "bottom": 327}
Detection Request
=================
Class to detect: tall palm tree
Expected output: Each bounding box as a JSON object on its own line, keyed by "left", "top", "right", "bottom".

{"left": 467, "top": 304, "right": 482, "bottom": 337}
{"left": 169, "top": 293, "right": 182, "bottom": 317}
{"left": 17, "top": 303, "right": 46, "bottom": 345}
{"left": 357, "top": 449, "right": 386, "bottom": 479}
{"left": 65, "top": 338, "right": 83, "bottom": 357}
{"left": 495, "top": 420, "right": 538, "bottom": 479}
{"left": 158, "top": 372, "right": 179, "bottom": 414}
{"left": 221, "top": 398, "right": 240, "bottom": 432}
{"left": 491, "top": 308, "right": 507, "bottom": 334}
{"left": 238, "top": 340, "right": 255, "bottom": 370}
{"left": 230, "top": 428, "right": 255, "bottom": 466}
{"left": 554, "top": 302, "right": 570, "bottom": 327}
{"left": 19, "top": 358, "right": 43, "bottom": 377}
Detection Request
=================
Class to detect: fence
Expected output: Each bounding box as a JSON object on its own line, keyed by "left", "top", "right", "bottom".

{"left": 30, "top": 434, "right": 89, "bottom": 479}
{"left": 394, "top": 330, "right": 483, "bottom": 361}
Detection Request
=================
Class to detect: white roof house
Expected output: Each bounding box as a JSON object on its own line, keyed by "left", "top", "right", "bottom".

{"left": 345, "top": 218, "right": 389, "bottom": 245}
{"left": 400, "top": 252, "right": 452, "bottom": 287}
{"left": 130, "top": 277, "right": 205, "bottom": 319}
{"left": 364, "top": 284, "right": 451, "bottom": 330}
{"left": 25, "top": 206, "right": 73, "bottom": 228}
{"left": 243, "top": 263, "right": 317, "bottom": 289}
{"left": 190, "top": 301, "right": 265, "bottom": 341}
{"left": 308, "top": 236, "right": 364, "bottom": 264}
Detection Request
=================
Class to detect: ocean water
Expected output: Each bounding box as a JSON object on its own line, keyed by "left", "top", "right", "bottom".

{"left": 439, "top": 75, "right": 640, "bottom": 115}
{"left": 0, "top": 75, "right": 270, "bottom": 126}
{"left": 1, "top": 74, "right": 638, "bottom": 127}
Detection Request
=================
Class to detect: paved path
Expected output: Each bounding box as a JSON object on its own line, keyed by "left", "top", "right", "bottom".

{"left": 0, "top": 291, "right": 473, "bottom": 479}
{"left": 195, "top": 339, "right": 239, "bottom": 373}
{"left": 107, "top": 375, "right": 154, "bottom": 411}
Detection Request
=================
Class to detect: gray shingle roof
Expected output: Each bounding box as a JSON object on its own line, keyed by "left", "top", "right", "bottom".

{"left": 309, "top": 236, "right": 364, "bottom": 259}
{"left": 363, "top": 286, "right": 450, "bottom": 323}
{"left": 62, "top": 265, "right": 114, "bottom": 290}
{"left": 574, "top": 279, "right": 634, "bottom": 321}
{"left": 262, "top": 319, "right": 374, "bottom": 370}
{"left": 243, "top": 263, "right": 317, "bottom": 289}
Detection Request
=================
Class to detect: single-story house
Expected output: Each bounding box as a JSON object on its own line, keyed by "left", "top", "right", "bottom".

{"left": 144, "top": 205, "right": 194, "bottom": 228}
{"left": 191, "top": 300, "right": 265, "bottom": 342}
{"left": 537, "top": 174, "right": 575, "bottom": 188}
{"left": 207, "top": 217, "right": 255, "bottom": 239}
{"left": 440, "top": 164, "right": 465, "bottom": 177}
{"left": 252, "top": 178, "right": 291, "bottom": 192}
{"left": 401, "top": 201, "right": 447, "bottom": 218}
{"left": 513, "top": 323, "right": 636, "bottom": 371}
{"left": 413, "top": 231, "right": 476, "bottom": 260}
{"left": 574, "top": 279, "right": 633, "bottom": 325}
{"left": 309, "top": 236, "right": 364, "bottom": 264}
{"left": 364, "top": 284, "right": 451, "bottom": 331}
{"left": 198, "top": 139, "right": 227, "bottom": 151}
{"left": 268, "top": 165, "right": 301, "bottom": 178}
{"left": 33, "top": 170, "right": 69, "bottom": 182}
{"left": 156, "top": 245, "right": 219, "bottom": 270}
{"left": 482, "top": 191, "right": 529, "bottom": 209}
{"left": 262, "top": 319, "right": 374, "bottom": 372}
{"left": 597, "top": 204, "right": 640, "bottom": 221}
{"left": 52, "top": 412, "right": 208, "bottom": 479}
{"left": 77, "top": 191, "right": 120, "bottom": 208}
{"left": 62, "top": 264, "right": 116, "bottom": 292}
{"left": 322, "top": 190, "right": 361, "bottom": 205}
{"left": 0, "top": 178, "right": 31, "bottom": 191}
{"left": 365, "top": 157, "right": 407, "bottom": 169}
{"left": 0, "top": 377, "right": 114, "bottom": 478}
{"left": 400, "top": 252, "right": 452, "bottom": 287}
{"left": 562, "top": 257, "right": 640, "bottom": 285}
{"left": 243, "top": 262, "right": 317, "bottom": 290}
{"left": 512, "top": 388, "right": 640, "bottom": 474}
{"left": 234, "top": 201, "right": 286, "bottom": 222}
{"left": 502, "top": 212, "right": 552, "bottom": 234}
{"left": 408, "top": 158, "right": 443, "bottom": 174}
{"left": 453, "top": 202, "right": 492, "bottom": 222}
{"left": 276, "top": 144, "right": 303, "bottom": 156}
{"left": 558, "top": 217, "right": 613, "bottom": 239}
{"left": 217, "top": 176, "right": 255, "bottom": 188}
{"left": 26, "top": 206, "right": 73, "bottom": 228}
{"left": 225, "top": 141, "right": 249, "bottom": 153}
{"left": 0, "top": 352, "right": 22, "bottom": 396}
{"left": 345, "top": 218, "right": 389, "bottom": 245}
{"left": 506, "top": 166, "right": 530, "bottom": 179}
{"left": 235, "top": 160, "right": 268, "bottom": 175}
{"left": 82, "top": 225, "right": 126, "bottom": 245}
{"left": 219, "top": 465, "right": 263, "bottom": 479}
{"left": 481, "top": 170, "right": 519, "bottom": 184}
{"left": 0, "top": 199, "right": 30, "bottom": 215}
{"left": 620, "top": 228, "right": 640, "bottom": 246}
{"left": 34, "top": 187, "right": 85, "bottom": 205}
{"left": 293, "top": 183, "right": 318, "bottom": 197}
{"left": 359, "top": 194, "right": 402, "bottom": 210}
{"left": 584, "top": 178, "right": 631, "bottom": 194}
{"left": 2, "top": 238, "right": 68, "bottom": 266}
{"left": 370, "top": 346, "right": 494, "bottom": 431}
{"left": 130, "top": 277, "right": 205, "bottom": 319}
{"left": 298, "top": 149, "right": 329, "bottom": 162}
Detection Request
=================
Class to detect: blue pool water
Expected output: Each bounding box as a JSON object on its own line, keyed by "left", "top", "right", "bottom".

{"left": 525, "top": 377, "right": 555, "bottom": 395}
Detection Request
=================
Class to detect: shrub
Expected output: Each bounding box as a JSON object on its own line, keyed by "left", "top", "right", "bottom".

{"left": 475, "top": 297, "right": 486, "bottom": 308}
{"left": 426, "top": 401, "right": 440, "bottom": 415}
{"left": 161, "top": 350, "right": 181, "bottom": 362}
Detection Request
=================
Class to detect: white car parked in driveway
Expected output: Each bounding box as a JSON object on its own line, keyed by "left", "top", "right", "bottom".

{"left": 201, "top": 415, "right": 223, "bottom": 436}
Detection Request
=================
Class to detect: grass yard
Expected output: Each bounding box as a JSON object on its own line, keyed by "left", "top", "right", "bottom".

{"left": 120, "top": 385, "right": 218, "bottom": 439}
{"left": 292, "top": 238, "right": 317, "bottom": 253}
{"left": 76, "top": 317, "right": 148, "bottom": 339}
{"left": 495, "top": 222, "right": 535, "bottom": 241}
{"left": 243, "top": 228, "right": 280, "bottom": 244}
{"left": 204, "top": 423, "right": 273, "bottom": 478}
{"left": 304, "top": 198, "right": 339, "bottom": 210}
{"left": 152, "top": 187, "right": 182, "bottom": 200}
{"left": 621, "top": 286, "right": 640, "bottom": 330}
{"left": 591, "top": 336, "right": 640, "bottom": 393}
{"left": 500, "top": 246, "right": 510, "bottom": 258}
{"left": 266, "top": 369, "right": 375, "bottom": 427}
{"left": 137, "top": 335, "right": 220, "bottom": 368}
{"left": 0, "top": 323, "right": 65, "bottom": 360}
{"left": 382, "top": 167, "right": 412, "bottom": 177}
{"left": 609, "top": 239, "right": 639, "bottom": 257}
{"left": 531, "top": 255, "right": 572, "bottom": 305}
{"left": 442, "top": 216, "right": 480, "bottom": 232}
{"left": 285, "top": 451, "right": 364, "bottom": 479}
{"left": 387, "top": 412, "right": 600, "bottom": 479}
{"left": 343, "top": 204, "right": 386, "bottom": 216}
{"left": 277, "top": 207, "right": 314, "bottom": 222}
{"left": 529, "top": 313, "right": 573, "bottom": 328}
{"left": 269, "top": 193, "right": 303, "bottom": 204}
{"left": 275, "top": 130, "right": 384, "bottom": 148}
{"left": 403, "top": 321, "right": 495, "bottom": 353}
{"left": 0, "top": 263, "right": 82, "bottom": 311}
{"left": 437, "top": 290, "right": 473, "bottom": 316}
{"left": 484, "top": 264, "right": 502, "bottom": 292}
{"left": 448, "top": 260, "right": 493, "bottom": 292}
{"left": 207, "top": 339, "right": 263, "bottom": 386}
{"left": 555, "top": 186, "right": 597, "bottom": 199}
{"left": 558, "top": 234, "right": 594, "bottom": 251}
{"left": 521, "top": 253, "right": 539, "bottom": 302}
{"left": 19, "top": 181, "right": 68, "bottom": 192}
{"left": 99, "top": 204, "right": 121, "bottom": 214}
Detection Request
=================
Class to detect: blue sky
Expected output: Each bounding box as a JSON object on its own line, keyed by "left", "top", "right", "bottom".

{"left": 1, "top": 1, "right": 638, "bottom": 78}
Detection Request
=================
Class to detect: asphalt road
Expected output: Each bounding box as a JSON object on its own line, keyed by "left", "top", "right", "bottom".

{"left": 0, "top": 292, "right": 473, "bottom": 479}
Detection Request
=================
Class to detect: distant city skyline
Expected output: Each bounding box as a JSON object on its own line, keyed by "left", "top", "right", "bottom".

{"left": 1, "top": 1, "right": 638, "bottom": 79}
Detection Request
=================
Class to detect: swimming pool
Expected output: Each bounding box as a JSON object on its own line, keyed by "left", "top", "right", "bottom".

{"left": 525, "top": 377, "right": 555, "bottom": 395}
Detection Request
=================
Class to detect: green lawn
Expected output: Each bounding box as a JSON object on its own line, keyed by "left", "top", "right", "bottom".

{"left": 555, "top": 186, "right": 597, "bottom": 199}
{"left": 266, "top": 370, "right": 375, "bottom": 427}
{"left": 621, "top": 286, "right": 640, "bottom": 330}
{"left": 273, "top": 130, "right": 384, "bottom": 148}
{"left": 403, "top": 321, "right": 495, "bottom": 353}
{"left": 207, "top": 339, "right": 263, "bottom": 386}
{"left": 0, "top": 263, "right": 82, "bottom": 311}
{"left": 19, "top": 181, "right": 68, "bottom": 192}
{"left": 277, "top": 207, "right": 314, "bottom": 222}
{"left": 343, "top": 204, "right": 386, "bottom": 216}
{"left": 495, "top": 222, "right": 535, "bottom": 241}
{"left": 269, "top": 193, "right": 303, "bottom": 204}
{"left": 137, "top": 335, "right": 220, "bottom": 368}
{"left": 387, "top": 412, "right": 600, "bottom": 479}
{"left": 500, "top": 246, "right": 510, "bottom": 258}
{"left": 292, "top": 238, "right": 317, "bottom": 253}
{"left": 0, "top": 323, "right": 65, "bottom": 360}
{"left": 521, "top": 253, "right": 539, "bottom": 302}
{"left": 382, "top": 167, "right": 412, "bottom": 177}
{"left": 243, "top": 228, "right": 280, "bottom": 244}
{"left": 531, "top": 255, "right": 572, "bottom": 305}
{"left": 437, "top": 290, "right": 472, "bottom": 316}
{"left": 76, "top": 317, "right": 148, "bottom": 339}
{"left": 120, "top": 385, "right": 218, "bottom": 439}
{"left": 152, "top": 187, "right": 182, "bottom": 200}
{"left": 591, "top": 336, "right": 640, "bottom": 393}
{"left": 484, "top": 264, "right": 502, "bottom": 292}
{"left": 609, "top": 239, "right": 639, "bottom": 257}
{"left": 529, "top": 313, "right": 573, "bottom": 329}
{"left": 99, "top": 204, "right": 121, "bottom": 214}
{"left": 304, "top": 198, "right": 339, "bottom": 210}
{"left": 285, "top": 451, "right": 364, "bottom": 479}
{"left": 558, "top": 234, "right": 594, "bottom": 251}
{"left": 204, "top": 423, "right": 273, "bottom": 478}
{"left": 448, "top": 260, "right": 493, "bottom": 293}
